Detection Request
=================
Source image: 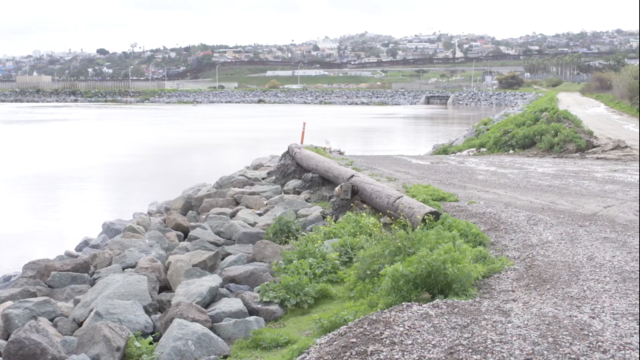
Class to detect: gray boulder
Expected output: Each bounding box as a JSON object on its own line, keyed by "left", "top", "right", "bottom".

{"left": 182, "top": 267, "right": 212, "bottom": 282}
{"left": 91, "top": 264, "right": 123, "bottom": 284}
{"left": 52, "top": 317, "right": 78, "bottom": 336}
{"left": 297, "top": 206, "right": 324, "bottom": 218}
{"left": 22, "top": 257, "right": 91, "bottom": 282}
{"left": 166, "top": 259, "right": 191, "bottom": 292}
{"left": 124, "top": 224, "right": 146, "bottom": 236}
{"left": 244, "top": 185, "right": 283, "bottom": 200}
{"left": 186, "top": 228, "right": 225, "bottom": 247}
{"left": 200, "top": 198, "right": 238, "bottom": 213}
{"left": 59, "top": 335, "right": 77, "bottom": 355}
{"left": 45, "top": 272, "right": 91, "bottom": 289}
{"left": 101, "top": 219, "right": 130, "bottom": 239}
{"left": 253, "top": 241, "right": 285, "bottom": 264}
{"left": 49, "top": 285, "right": 91, "bottom": 304}
{"left": 173, "top": 275, "right": 223, "bottom": 308}
{"left": 88, "top": 235, "right": 110, "bottom": 250}
{"left": 68, "top": 354, "right": 91, "bottom": 360}
{"left": 235, "top": 291, "right": 286, "bottom": 322}
{"left": 82, "top": 299, "right": 154, "bottom": 335}
{"left": 1, "top": 298, "right": 62, "bottom": 335}
{"left": 145, "top": 231, "right": 178, "bottom": 253}
{"left": 159, "top": 302, "right": 212, "bottom": 334}
{"left": 155, "top": 319, "right": 230, "bottom": 360}
{"left": 135, "top": 214, "right": 152, "bottom": 231}
{"left": 234, "top": 209, "right": 260, "bottom": 227}
{"left": 186, "top": 211, "right": 200, "bottom": 223}
{"left": 220, "top": 221, "right": 266, "bottom": 244}
{"left": 157, "top": 293, "right": 174, "bottom": 313}
{"left": 221, "top": 265, "right": 274, "bottom": 289}
{"left": 215, "top": 254, "right": 248, "bottom": 275}
{"left": 212, "top": 316, "right": 266, "bottom": 342}
{"left": 284, "top": 179, "right": 304, "bottom": 195}
{"left": 257, "top": 199, "right": 313, "bottom": 227}
{"left": 74, "top": 237, "right": 93, "bottom": 253}
{"left": 239, "top": 196, "right": 267, "bottom": 210}
{"left": 112, "top": 248, "right": 146, "bottom": 270}
{"left": 135, "top": 256, "right": 167, "bottom": 290}
{"left": 207, "top": 208, "right": 233, "bottom": 217}
{"left": 89, "top": 249, "right": 120, "bottom": 270}
{"left": 2, "top": 320, "right": 67, "bottom": 360}
{"left": 75, "top": 322, "right": 131, "bottom": 360}
{"left": 167, "top": 250, "right": 221, "bottom": 273}
{"left": 105, "top": 238, "right": 147, "bottom": 253}
{"left": 0, "top": 288, "right": 38, "bottom": 304}
{"left": 304, "top": 212, "right": 325, "bottom": 230}
{"left": 165, "top": 213, "right": 190, "bottom": 237}
{"left": 193, "top": 187, "right": 230, "bottom": 210}
{"left": 221, "top": 245, "right": 254, "bottom": 259}
{"left": 206, "top": 298, "right": 249, "bottom": 324}
{"left": 0, "top": 301, "right": 14, "bottom": 340}
{"left": 70, "top": 273, "right": 153, "bottom": 324}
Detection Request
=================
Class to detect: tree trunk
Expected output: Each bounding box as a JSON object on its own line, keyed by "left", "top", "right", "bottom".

{"left": 288, "top": 145, "right": 441, "bottom": 228}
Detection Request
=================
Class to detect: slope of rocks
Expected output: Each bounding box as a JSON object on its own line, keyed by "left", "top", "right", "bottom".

{"left": 0, "top": 152, "right": 336, "bottom": 360}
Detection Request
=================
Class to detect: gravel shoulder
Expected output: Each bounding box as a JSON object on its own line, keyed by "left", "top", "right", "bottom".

{"left": 558, "top": 92, "right": 640, "bottom": 151}
{"left": 302, "top": 155, "right": 639, "bottom": 360}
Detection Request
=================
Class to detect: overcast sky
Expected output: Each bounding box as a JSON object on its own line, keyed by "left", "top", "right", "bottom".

{"left": 1, "top": 0, "right": 638, "bottom": 56}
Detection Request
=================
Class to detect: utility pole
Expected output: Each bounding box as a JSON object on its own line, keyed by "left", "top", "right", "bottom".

{"left": 298, "top": 63, "right": 303, "bottom": 86}
{"left": 216, "top": 64, "right": 220, "bottom": 89}
{"left": 472, "top": 60, "right": 476, "bottom": 90}
{"left": 129, "top": 66, "right": 132, "bottom": 90}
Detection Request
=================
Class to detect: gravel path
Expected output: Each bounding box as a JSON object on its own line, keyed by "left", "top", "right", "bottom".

{"left": 302, "top": 155, "right": 639, "bottom": 360}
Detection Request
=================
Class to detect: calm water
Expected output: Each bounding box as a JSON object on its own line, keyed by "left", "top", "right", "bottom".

{"left": 0, "top": 103, "right": 504, "bottom": 275}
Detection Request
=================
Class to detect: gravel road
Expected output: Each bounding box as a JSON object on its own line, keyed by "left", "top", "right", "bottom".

{"left": 302, "top": 155, "right": 639, "bottom": 360}
{"left": 558, "top": 92, "right": 640, "bottom": 151}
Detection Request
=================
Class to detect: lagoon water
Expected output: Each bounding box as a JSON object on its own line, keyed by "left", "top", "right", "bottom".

{"left": 0, "top": 103, "right": 504, "bottom": 274}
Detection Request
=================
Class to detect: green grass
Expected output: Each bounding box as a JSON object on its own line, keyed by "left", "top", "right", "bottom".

{"left": 403, "top": 184, "right": 459, "bottom": 211}
{"left": 125, "top": 334, "right": 158, "bottom": 360}
{"left": 305, "top": 146, "right": 334, "bottom": 159}
{"left": 434, "top": 93, "right": 594, "bottom": 155}
{"left": 550, "top": 82, "right": 586, "bottom": 92}
{"left": 229, "top": 287, "right": 367, "bottom": 360}
{"left": 351, "top": 167, "right": 362, "bottom": 172}
{"left": 217, "top": 75, "right": 384, "bottom": 88}
{"left": 586, "top": 93, "right": 640, "bottom": 118}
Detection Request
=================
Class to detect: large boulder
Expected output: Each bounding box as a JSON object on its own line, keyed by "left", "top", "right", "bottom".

{"left": 1, "top": 298, "right": 62, "bottom": 335}
{"left": 74, "top": 322, "right": 130, "bottom": 360}
{"left": 219, "top": 221, "right": 266, "bottom": 244}
{"left": 234, "top": 209, "right": 260, "bottom": 227}
{"left": 253, "top": 241, "right": 285, "bottom": 264}
{"left": 256, "top": 199, "right": 313, "bottom": 227}
{"left": 124, "top": 224, "right": 146, "bottom": 236}
{"left": 192, "top": 187, "right": 230, "bottom": 210}
{"left": 91, "top": 264, "right": 123, "bottom": 284}
{"left": 59, "top": 335, "right": 77, "bottom": 355}
{"left": 244, "top": 185, "right": 283, "bottom": 200}
{"left": 105, "top": 238, "right": 147, "bottom": 253}
{"left": 70, "top": 273, "right": 153, "bottom": 324}
{"left": 89, "top": 249, "right": 120, "bottom": 270}
{"left": 155, "top": 319, "right": 230, "bottom": 360}
{"left": 2, "top": 320, "right": 67, "bottom": 360}
{"left": 0, "top": 288, "right": 38, "bottom": 304}
{"left": 167, "top": 250, "right": 222, "bottom": 273}
{"left": 234, "top": 291, "right": 285, "bottom": 322}
{"left": 165, "top": 213, "right": 190, "bottom": 237}
{"left": 88, "top": 235, "right": 110, "bottom": 250}
{"left": 145, "top": 231, "right": 178, "bottom": 253}
{"left": 215, "top": 254, "right": 248, "bottom": 275}
{"left": 35, "top": 317, "right": 63, "bottom": 342}
{"left": 22, "top": 258, "right": 91, "bottom": 283}
{"left": 166, "top": 259, "right": 191, "bottom": 292}
{"left": 186, "top": 227, "right": 226, "bottom": 247}
{"left": 206, "top": 298, "right": 249, "bottom": 324}
{"left": 173, "top": 275, "right": 223, "bottom": 308}
{"left": 220, "top": 245, "right": 254, "bottom": 259}
{"left": 135, "top": 256, "right": 168, "bottom": 290}
{"left": 221, "top": 265, "right": 274, "bottom": 289}
{"left": 199, "top": 198, "right": 238, "bottom": 213}
{"left": 45, "top": 272, "right": 91, "bottom": 289}
{"left": 159, "top": 302, "right": 211, "bottom": 335}
{"left": 212, "top": 317, "right": 266, "bottom": 342}
{"left": 0, "top": 301, "right": 15, "bottom": 340}
{"left": 239, "top": 196, "right": 267, "bottom": 210}
{"left": 284, "top": 179, "right": 304, "bottom": 195}
{"left": 52, "top": 317, "right": 78, "bottom": 336}
{"left": 49, "top": 285, "right": 91, "bottom": 303}
{"left": 82, "top": 300, "right": 154, "bottom": 335}
{"left": 101, "top": 220, "right": 130, "bottom": 239}
{"left": 207, "top": 208, "right": 233, "bottom": 218}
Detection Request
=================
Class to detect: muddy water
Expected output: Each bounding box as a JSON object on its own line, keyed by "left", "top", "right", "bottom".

{"left": 0, "top": 103, "right": 505, "bottom": 274}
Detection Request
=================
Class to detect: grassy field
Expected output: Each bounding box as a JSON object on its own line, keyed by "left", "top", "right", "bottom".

{"left": 547, "top": 82, "right": 586, "bottom": 92}
{"left": 586, "top": 93, "right": 640, "bottom": 117}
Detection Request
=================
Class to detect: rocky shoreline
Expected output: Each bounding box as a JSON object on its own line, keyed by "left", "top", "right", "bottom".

{"left": 0, "top": 151, "right": 340, "bottom": 360}
{"left": 0, "top": 89, "right": 539, "bottom": 107}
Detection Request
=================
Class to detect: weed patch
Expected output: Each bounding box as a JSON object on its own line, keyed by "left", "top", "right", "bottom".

{"left": 125, "top": 334, "right": 158, "bottom": 360}
{"left": 265, "top": 217, "right": 302, "bottom": 245}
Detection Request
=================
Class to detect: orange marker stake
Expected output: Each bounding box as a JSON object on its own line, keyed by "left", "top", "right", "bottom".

{"left": 301, "top": 122, "right": 307, "bottom": 145}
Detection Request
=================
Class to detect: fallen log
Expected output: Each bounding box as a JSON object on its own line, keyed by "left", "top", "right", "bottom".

{"left": 288, "top": 145, "right": 441, "bottom": 228}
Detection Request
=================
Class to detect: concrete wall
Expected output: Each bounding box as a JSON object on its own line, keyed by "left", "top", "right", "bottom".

{"left": 16, "top": 75, "right": 52, "bottom": 83}
{"left": 165, "top": 81, "right": 238, "bottom": 90}
{"left": 0, "top": 81, "right": 164, "bottom": 90}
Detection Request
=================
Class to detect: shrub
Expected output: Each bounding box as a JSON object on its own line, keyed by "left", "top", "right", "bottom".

{"left": 582, "top": 71, "right": 613, "bottom": 94}
{"left": 613, "top": 65, "right": 639, "bottom": 104}
{"left": 313, "top": 307, "right": 367, "bottom": 335}
{"left": 545, "top": 77, "right": 564, "bottom": 88}
{"left": 497, "top": 73, "right": 525, "bottom": 90}
{"left": 125, "top": 334, "right": 158, "bottom": 360}
{"left": 266, "top": 79, "right": 281, "bottom": 89}
{"left": 266, "top": 216, "right": 302, "bottom": 245}
{"left": 236, "top": 328, "right": 297, "bottom": 350}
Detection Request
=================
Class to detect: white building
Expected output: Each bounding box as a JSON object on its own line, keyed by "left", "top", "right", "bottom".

{"left": 317, "top": 39, "right": 339, "bottom": 50}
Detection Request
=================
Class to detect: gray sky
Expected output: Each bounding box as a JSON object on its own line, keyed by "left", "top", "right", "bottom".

{"left": 2, "top": 0, "right": 638, "bottom": 56}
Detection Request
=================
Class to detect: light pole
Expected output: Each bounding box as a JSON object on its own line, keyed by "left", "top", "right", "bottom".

{"left": 163, "top": 64, "right": 167, "bottom": 87}
{"left": 298, "top": 63, "right": 302, "bottom": 86}
{"left": 129, "top": 66, "right": 132, "bottom": 90}
{"left": 216, "top": 64, "right": 220, "bottom": 89}
{"left": 471, "top": 60, "right": 476, "bottom": 90}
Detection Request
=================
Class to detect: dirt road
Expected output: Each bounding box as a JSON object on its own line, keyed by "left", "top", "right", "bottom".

{"left": 558, "top": 92, "right": 639, "bottom": 151}
{"left": 303, "top": 155, "right": 639, "bottom": 360}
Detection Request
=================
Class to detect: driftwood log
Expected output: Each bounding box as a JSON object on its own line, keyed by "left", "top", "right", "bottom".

{"left": 288, "top": 145, "right": 441, "bottom": 228}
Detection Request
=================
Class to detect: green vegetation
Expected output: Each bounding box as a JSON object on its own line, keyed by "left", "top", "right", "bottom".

{"left": 582, "top": 66, "right": 639, "bottom": 117}
{"left": 266, "top": 79, "right": 282, "bottom": 89}
{"left": 386, "top": 176, "right": 399, "bottom": 182}
{"left": 551, "top": 82, "right": 585, "bottom": 92}
{"left": 235, "top": 185, "right": 509, "bottom": 358}
{"left": 497, "top": 73, "right": 525, "bottom": 90}
{"left": 305, "top": 146, "right": 333, "bottom": 159}
{"left": 434, "top": 93, "right": 594, "bottom": 155}
{"left": 403, "top": 184, "right": 459, "bottom": 211}
{"left": 265, "top": 217, "right": 302, "bottom": 246}
{"left": 545, "top": 77, "right": 564, "bottom": 88}
{"left": 125, "top": 334, "right": 158, "bottom": 360}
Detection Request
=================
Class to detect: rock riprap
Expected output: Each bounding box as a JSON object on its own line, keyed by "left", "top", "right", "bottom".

{"left": 0, "top": 152, "right": 335, "bottom": 359}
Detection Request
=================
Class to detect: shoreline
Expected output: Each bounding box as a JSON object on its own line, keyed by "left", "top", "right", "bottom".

{"left": 0, "top": 89, "right": 539, "bottom": 107}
